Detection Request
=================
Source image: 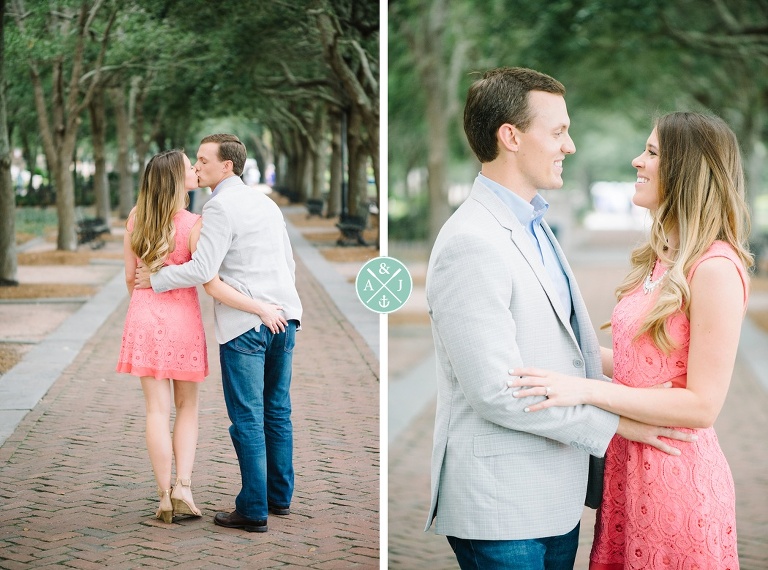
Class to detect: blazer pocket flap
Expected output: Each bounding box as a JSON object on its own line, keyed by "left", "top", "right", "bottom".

{"left": 473, "top": 431, "right": 550, "bottom": 457}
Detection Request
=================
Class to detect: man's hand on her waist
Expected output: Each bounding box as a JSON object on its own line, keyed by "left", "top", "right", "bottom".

{"left": 135, "top": 262, "right": 152, "bottom": 289}
{"left": 617, "top": 417, "right": 698, "bottom": 456}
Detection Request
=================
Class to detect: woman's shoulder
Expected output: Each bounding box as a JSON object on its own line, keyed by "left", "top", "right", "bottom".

{"left": 695, "top": 240, "right": 743, "bottom": 270}
{"left": 174, "top": 208, "right": 200, "bottom": 220}
{"left": 126, "top": 206, "right": 138, "bottom": 232}
{"left": 689, "top": 240, "right": 748, "bottom": 296}
{"left": 705, "top": 239, "right": 737, "bottom": 256}
{"left": 174, "top": 208, "right": 201, "bottom": 228}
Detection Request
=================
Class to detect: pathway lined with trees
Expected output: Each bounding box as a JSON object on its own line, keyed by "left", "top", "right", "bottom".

{"left": 0, "top": 0, "right": 379, "bottom": 284}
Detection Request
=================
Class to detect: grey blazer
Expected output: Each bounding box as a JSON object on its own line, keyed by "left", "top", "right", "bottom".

{"left": 425, "top": 179, "right": 619, "bottom": 540}
{"left": 151, "top": 176, "right": 302, "bottom": 344}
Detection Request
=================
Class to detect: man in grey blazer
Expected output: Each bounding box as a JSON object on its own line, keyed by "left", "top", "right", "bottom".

{"left": 425, "top": 68, "right": 691, "bottom": 568}
{"left": 137, "top": 134, "right": 302, "bottom": 533}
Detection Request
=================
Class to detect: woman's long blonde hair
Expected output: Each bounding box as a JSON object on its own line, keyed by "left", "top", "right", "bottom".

{"left": 616, "top": 112, "right": 753, "bottom": 353}
{"left": 129, "top": 150, "right": 187, "bottom": 273}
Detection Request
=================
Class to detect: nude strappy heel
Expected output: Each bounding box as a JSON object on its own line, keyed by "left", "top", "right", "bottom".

{"left": 171, "top": 478, "right": 202, "bottom": 517}
{"left": 155, "top": 488, "right": 173, "bottom": 523}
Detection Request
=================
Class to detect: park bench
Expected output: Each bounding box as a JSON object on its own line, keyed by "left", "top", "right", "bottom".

{"left": 306, "top": 198, "right": 324, "bottom": 218}
{"left": 336, "top": 212, "right": 368, "bottom": 246}
{"left": 77, "top": 215, "right": 110, "bottom": 249}
{"left": 275, "top": 186, "right": 301, "bottom": 203}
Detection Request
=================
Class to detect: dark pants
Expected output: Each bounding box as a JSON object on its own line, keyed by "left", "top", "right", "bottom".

{"left": 447, "top": 522, "right": 580, "bottom": 570}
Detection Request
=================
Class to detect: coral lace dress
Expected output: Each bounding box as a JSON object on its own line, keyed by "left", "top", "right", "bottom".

{"left": 116, "top": 209, "right": 208, "bottom": 382}
{"left": 590, "top": 241, "right": 746, "bottom": 570}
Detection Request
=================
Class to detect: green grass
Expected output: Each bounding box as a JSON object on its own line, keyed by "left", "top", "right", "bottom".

{"left": 15, "top": 207, "right": 58, "bottom": 238}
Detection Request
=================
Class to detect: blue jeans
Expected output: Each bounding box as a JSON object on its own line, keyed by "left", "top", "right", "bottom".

{"left": 447, "top": 523, "right": 579, "bottom": 570}
{"left": 219, "top": 322, "right": 297, "bottom": 520}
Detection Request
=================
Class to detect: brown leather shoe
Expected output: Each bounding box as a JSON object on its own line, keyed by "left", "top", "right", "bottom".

{"left": 213, "top": 510, "right": 267, "bottom": 532}
{"left": 268, "top": 504, "right": 290, "bottom": 516}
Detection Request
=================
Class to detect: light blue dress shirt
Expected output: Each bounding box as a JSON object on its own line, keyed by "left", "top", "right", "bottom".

{"left": 478, "top": 173, "right": 572, "bottom": 318}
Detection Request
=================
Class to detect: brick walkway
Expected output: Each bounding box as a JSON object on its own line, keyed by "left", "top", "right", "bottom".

{"left": 0, "top": 257, "right": 380, "bottom": 568}
{"left": 388, "top": 245, "right": 768, "bottom": 570}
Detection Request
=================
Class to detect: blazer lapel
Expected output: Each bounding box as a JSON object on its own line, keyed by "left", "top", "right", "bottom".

{"left": 471, "top": 182, "right": 578, "bottom": 343}
{"left": 544, "top": 219, "right": 603, "bottom": 376}
{"left": 539, "top": 221, "right": 578, "bottom": 331}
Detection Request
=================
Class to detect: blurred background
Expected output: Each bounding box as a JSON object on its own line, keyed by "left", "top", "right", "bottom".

{"left": 387, "top": 1, "right": 768, "bottom": 568}
{"left": 0, "top": 0, "right": 380, "bottom": 287}
{"left": 389, "top": 0, "right": 768, "bottom": 245}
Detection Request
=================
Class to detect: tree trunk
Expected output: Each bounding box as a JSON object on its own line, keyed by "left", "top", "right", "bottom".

{"left": 743, "top": 106, "right": 764, "bottom": 235}
{"left": 45, "top": 60, "right": 80, "bottom": 252}
{"left": 292, "top": 150, "right": 307, "bottom": 202}
{"left": 346, "top": 105, "right": 367, "bottom": 219}
{"left": 327, "top": 109, "right": 342, "bottom": 218}
{"left": 88, "top": 87, "right": 110, "bottom": 225}
{"left": 131, "top": 75, "right": 157, "bottom": 179}
{"left": 111, "top": 87, "right": 134, "bottom": 219}
{"left": 29, "top": 59, "right": 79, "bottom": 251}
{"left": 425, "top": 90, "right": 451, "bottom": 245}
{"left": 0, "top": 0, "right": 17, "bottom": 284}
{"left": 273, "top": 131, "right": 287, "bottom": 189}
{"left": 53, "top": 150, "right": 78, "bottom": 251}
{"left": 311, "top": 108, "right": 326, "bottom": 200}
{"left": 250, "top": 139, "right": 266, "bottom": 185}
{"left": 284, "top": 130, "right": 303, "bottom": 201}
{"left": 363, "top": 119, "right": 380, "bottom": 248}
{"left": 19, "top": 132, "right": 35, "bottom": 196}
{"left": 249, "top": 133, "right": 273, "bottom": 186}
{"left": 402, "top": 0, "right": 465, "bottom": 244}
{"left": 366, "top": 121, "right": 379, "bottom": 212}
{"left": 300, "top": 150, "right": 312, "bottom": 202}
{"left": 422, "top": 0, "right": 453, "bottom": 245}
{"left": 314, "top": 6, "right": 379, "bottom": 217}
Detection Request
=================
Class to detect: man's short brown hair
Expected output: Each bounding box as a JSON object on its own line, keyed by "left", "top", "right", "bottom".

{"left": 463, "top": 67, "right": 566, "bottom": 163}
{"left": 200, "top": 133, "right": 247, "bottom": 176}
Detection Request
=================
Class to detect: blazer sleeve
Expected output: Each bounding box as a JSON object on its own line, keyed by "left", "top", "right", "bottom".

{"left": 428, "top": 233, "right": 618, "bottom": 456}
{"left": 151, "top": 199, "right": 232, "bottom": 293}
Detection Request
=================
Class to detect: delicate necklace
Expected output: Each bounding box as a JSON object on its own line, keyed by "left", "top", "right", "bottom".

{"left": 643, "top": 268, "right": 668, "bottom": 295}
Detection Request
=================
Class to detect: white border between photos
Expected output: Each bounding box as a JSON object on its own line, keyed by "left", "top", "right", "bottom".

{"left": 379, "top": 0, "right": 389, "bottom": 567}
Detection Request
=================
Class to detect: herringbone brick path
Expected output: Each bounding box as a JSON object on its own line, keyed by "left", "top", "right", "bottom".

{"left": 0, "top": 257, "right": 379, "bottom": 569}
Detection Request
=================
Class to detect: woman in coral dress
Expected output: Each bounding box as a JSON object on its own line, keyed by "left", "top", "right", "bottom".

{"left": 117, "top": 149, "right": 287, "bottom": 523}
{"left": 509, "top": 112, "right": 751, "bottom": 569}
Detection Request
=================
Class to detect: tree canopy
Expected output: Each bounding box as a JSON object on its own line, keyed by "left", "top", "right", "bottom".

{"left": 389, "top": 0, "right": 768, "bottom": 241}
{"left": 1, "top": 0, "right": 379, "bottom": 281}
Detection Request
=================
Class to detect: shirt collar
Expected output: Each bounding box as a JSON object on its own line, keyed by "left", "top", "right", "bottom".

{"left": 478, "top": 173, "right": 549, "bottom": 227}
{"left": 210, "top": 175, "right": 242, "bottom": 199}
{"left": 530, "top": 194, "right": 549, "bottom": 226}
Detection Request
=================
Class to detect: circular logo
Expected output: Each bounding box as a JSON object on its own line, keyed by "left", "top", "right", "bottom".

{"left": 355, "top": 256, "right": 413, "bottom": 314}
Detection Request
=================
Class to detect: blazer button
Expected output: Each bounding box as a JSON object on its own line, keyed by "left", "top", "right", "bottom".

{"left": 573, "top": 358, "right": 584, "bottom": 368}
